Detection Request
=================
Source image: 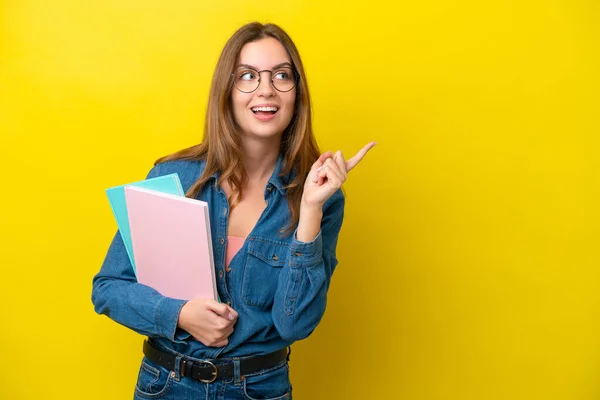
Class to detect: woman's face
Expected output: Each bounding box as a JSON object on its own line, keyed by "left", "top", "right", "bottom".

{"left": 231, "top": 37, "right": 296, "bottom": 143}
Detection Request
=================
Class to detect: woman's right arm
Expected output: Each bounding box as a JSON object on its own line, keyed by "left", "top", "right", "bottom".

{"left": 91, "top": 164, "right": 191, "bottom": 342}
{"left": 91, "top": 163, "right": 237, "bottom": 345}
{"left": 91, "top": 229, "right": 192, "bottom": 342}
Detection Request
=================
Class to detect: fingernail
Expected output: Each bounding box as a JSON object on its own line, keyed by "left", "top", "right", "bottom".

{"left": 228, "top": 312, "right": 234, "bottom": 320}
{"left": 316, "top": 166, "right": 322, "bottom": 171}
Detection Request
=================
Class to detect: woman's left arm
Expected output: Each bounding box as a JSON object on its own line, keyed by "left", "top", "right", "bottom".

{"left": 272, "top": 143, "right": 376, "bottom": 342}
{"left": 272, "top": 191, "right": 344, "bottom": 342}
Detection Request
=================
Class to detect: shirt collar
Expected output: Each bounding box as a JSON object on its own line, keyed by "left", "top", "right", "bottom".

{"left": 267, "top": 152, "right": 288, "bottom": 195}
{"left": 209, "top": 152, "right": 289, "bottom": 196}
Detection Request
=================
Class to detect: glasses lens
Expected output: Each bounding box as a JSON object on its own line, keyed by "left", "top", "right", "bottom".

{"left": 234, "top": 68, "right": 260, "bottom": 93}
{"left": 271, "top": 67, "right": 296, "bottom": 92}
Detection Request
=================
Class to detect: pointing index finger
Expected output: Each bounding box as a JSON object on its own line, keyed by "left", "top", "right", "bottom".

{"left": 346, "top": 141, "right": 377, "bottom": 172}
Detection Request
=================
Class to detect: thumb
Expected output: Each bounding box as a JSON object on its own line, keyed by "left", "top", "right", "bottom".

{"left": 207, "top": 300, "right": 236, "bottom": 321}
{"left": 311, "top": 151, "right": 333, "bottom": 171}
{"left": 226, "top": 305, "right": 238, "bottom": 320}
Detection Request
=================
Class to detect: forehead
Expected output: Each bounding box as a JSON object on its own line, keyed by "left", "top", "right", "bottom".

{"left": 238, "top": 37, "right": 291, "bottom": 69}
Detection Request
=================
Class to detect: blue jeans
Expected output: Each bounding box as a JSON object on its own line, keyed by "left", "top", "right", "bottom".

{"left": 133, "top": 354, "right": 292, "bottom": 400}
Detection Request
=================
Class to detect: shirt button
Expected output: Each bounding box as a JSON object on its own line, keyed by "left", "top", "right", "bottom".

{"left": 219, "top": 270, "right": 224, "bottom": 278}
{"left": 267, "top": 185, "right": 273, "bottom": 192}
{"left": 226, "top": 301, "right": 231, "bottom": 307}
{"left": 225, "top": 265, "right": 232, "bottom": 273}
{"left": 294, "top": 252, "right": 302, "bottom": 257}
{"left": 272, "top": 254, "right": 279, "bottom": 261}
{"left": 220, "top": 238, "right": 225, "bottom": 245}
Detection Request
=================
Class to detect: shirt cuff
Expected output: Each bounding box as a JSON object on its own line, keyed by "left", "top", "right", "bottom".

{"left": 289, "top": 229, "right": 323, "bottom": 268}
{"left": 155, "top": 297, "right": 191, "bottom": 343}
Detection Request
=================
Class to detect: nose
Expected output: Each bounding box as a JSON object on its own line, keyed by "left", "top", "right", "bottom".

{"left": 256, "top": 71, "right": 275, "bottom": 97}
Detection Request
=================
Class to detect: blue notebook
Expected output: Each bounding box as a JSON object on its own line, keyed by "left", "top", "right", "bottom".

{"left": 106, "top": 173, "right": 184, "bottom": 275}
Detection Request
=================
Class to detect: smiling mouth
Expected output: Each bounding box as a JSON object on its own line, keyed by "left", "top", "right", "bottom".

{"left": 251, "top": 106, "right": 278, "bottom": 115}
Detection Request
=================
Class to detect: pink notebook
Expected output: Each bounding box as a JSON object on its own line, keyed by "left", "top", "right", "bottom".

{"left": 124, "top": 186, "right": 218, "bottom": 301}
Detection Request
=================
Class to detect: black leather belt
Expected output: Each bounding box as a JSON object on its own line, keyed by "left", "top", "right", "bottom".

{"left": 143, "top": 339, "right": 289, "bottom": 383}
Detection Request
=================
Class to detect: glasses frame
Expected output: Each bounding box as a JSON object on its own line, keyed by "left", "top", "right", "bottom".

{"left": 231, "top": 66, "right": 299, "bottom": 93}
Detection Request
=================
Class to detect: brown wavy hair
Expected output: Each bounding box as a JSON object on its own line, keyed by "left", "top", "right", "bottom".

{"left": 155, "top": 22, "right": 320, "bottom": 235}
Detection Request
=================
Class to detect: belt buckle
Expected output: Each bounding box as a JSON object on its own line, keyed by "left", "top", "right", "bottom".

{"left": 198, "top": 360, "right": 218, "bottom": 383}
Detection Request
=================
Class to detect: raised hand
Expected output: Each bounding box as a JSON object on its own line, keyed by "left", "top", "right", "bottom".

{"left": 302, "top": 142, "right": 377, "bottom": 208}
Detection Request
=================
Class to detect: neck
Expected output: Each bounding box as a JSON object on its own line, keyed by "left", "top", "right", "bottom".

{"left": 240, "top": 138, "right": 280, "bottom": 183}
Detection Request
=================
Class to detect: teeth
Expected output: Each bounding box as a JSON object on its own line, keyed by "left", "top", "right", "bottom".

{"left": 252, "top": 106, "right": 278, "bottom": 112}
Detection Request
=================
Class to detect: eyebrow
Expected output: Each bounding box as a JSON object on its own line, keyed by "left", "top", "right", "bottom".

{"left": 237, "top": 62, "right": 293, "bottom": 70}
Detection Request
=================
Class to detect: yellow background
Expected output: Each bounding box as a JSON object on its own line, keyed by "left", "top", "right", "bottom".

{"left": 1, "top": 0, "right": 598, "bottom": 399}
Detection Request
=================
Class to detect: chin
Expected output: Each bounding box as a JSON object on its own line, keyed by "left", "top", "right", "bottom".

{"left": 242, "top": 122, "right": 285, "bottom": 139}
{"left": 249, "top": 129, "right": 284, "bottom": 140}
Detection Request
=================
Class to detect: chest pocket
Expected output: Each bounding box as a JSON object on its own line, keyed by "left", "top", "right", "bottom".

{"left": 242, "top": 237, "right": 289, "bottom": 308}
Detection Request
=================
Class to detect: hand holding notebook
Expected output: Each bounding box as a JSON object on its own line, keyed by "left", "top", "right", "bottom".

{"left": 177, "top": 297, "right": 238, "bottom": 347}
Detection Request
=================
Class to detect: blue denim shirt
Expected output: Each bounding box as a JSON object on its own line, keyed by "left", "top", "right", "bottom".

{"left": 92, "top": 154, "right": 344, "bottom": 359}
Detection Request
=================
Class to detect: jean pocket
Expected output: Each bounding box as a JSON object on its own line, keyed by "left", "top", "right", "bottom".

{"left": 241, "top": 362, "right": 291, "bottom": 400}
{"left": 134, "top": 357, "right": 174, "bottom": 399}
{"left": 242, "top": 237, "right": 288, "bottom": 308}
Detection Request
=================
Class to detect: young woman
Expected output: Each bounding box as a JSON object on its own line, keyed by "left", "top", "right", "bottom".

{"left": 92, "top": 22, "right": 375, "bottom": 399}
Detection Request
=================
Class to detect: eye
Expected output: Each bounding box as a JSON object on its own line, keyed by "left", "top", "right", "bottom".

{"left": 274, "top": 70, "right": 292, "bottom": 81}
{"left": 238, "top": 70, "right": 257, "bottom": 81}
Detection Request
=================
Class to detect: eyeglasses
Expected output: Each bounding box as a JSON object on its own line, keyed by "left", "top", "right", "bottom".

{"left": 232, "top": 66, "right": 298, "bottom": 93}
